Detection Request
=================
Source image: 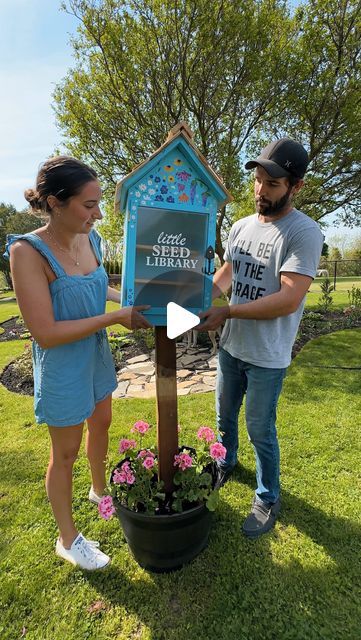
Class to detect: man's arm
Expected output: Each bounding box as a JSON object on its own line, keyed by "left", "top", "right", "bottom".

{"left": 198, "top": 271, "right": 312, "bottom": 331}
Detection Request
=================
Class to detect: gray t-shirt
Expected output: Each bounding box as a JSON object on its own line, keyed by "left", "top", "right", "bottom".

{"left": 220, "top": 208, "right": 324, "bottom": 368}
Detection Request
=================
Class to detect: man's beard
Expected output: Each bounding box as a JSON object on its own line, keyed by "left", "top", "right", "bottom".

{"left": 256, "top": 188, "right": 292, "bottom": 216}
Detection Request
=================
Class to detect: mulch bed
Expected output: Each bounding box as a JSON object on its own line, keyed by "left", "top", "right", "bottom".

{"left": 0, "top": 311, "right": 360, "bottom": 397}
{"left": 0, "top": 316, "right": 30, "bottom": 341}
{"left": 0, "top": 359, "right": 34, "bottom": 396}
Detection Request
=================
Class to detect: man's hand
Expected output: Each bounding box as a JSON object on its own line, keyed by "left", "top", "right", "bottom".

{"left": 196, "top": 305, "right": 230, "bottom": 331}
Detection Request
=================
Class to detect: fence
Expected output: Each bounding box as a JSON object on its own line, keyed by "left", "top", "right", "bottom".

{"left": 316, "top": 259, "right": 361, "bottom": 290}
{"left": 103, "top": 257, "right": 361, "bottom": 291}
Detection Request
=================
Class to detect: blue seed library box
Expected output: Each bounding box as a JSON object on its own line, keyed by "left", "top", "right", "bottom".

{"left": 115, "top": 122, "right": 232, "bottom": 326}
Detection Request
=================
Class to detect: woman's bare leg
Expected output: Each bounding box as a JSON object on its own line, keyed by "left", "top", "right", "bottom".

{"left": 85, "top": 395, "right": 112, "bottom": 496}
{"left": 46, "top": 423, "right": 83, "bottom": 548}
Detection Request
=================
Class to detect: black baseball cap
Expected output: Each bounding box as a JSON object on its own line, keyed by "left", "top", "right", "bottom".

{"left": 245, "top": 138, "right": 309, "bottom": 179}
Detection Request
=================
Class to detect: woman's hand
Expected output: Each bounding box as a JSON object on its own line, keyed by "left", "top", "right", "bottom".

{"left": 117, "top": 305, "right": 153, "bottom": 330}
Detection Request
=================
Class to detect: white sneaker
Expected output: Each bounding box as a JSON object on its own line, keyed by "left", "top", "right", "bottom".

{"left": 55, "top": 533, "right": 110, "bottom": 570}
{"left": 88, "top": 487, "right": 103, "bottom": 505}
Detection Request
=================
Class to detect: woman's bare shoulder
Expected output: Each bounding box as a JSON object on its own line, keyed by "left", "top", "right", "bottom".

{"left": 10, "top": 228, "right": 45, "bottom": 255}
{"left": 10, "top": 234, "right": 46, "bottom": 272}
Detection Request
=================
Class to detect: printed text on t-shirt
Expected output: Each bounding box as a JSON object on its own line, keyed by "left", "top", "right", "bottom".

{"left": 231, "top": 240, "right": 275, "bottom": 301}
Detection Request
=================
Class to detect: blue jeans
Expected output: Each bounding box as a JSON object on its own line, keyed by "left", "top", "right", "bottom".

{"left": 216, "top": 347, "right": 286, "bottom": 505}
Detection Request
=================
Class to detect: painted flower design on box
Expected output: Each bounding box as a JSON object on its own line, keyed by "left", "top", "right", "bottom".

{"left": 132, "top": 155, "right": 214, "bottom": 210}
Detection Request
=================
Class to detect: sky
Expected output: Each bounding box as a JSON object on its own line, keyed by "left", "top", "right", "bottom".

{"left": 0, "top": 1, "right": 78, "bottom": 208}
{"left": 0, "top": 0, "right": 359, "bottom": 247}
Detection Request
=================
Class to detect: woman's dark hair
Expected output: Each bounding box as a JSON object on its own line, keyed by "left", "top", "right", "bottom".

{"left": 24, "top": 156, "right": 98, "bottom": 216}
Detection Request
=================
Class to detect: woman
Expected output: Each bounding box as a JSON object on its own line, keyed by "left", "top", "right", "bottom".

{"left": 6, "top": 156, "right": 151, "bottom": 570}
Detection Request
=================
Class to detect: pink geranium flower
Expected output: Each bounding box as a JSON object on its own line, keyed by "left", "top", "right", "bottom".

{"left": 113, "top": 461, "right": 136, "bottom": 485}
{"left": 121, "top": 461, "right": 136, "bottom": 484}
{"left": 98, "top": 495, "right": 115, "bottom": 520}
{"left": 143, "top": 456, "right": 155, "bottom": 470}
{"left": 131, "top": 420, "right": 150, "bottom": 435}
{"left": 209, "top": 442, "right": 227, "bottom": 461}
{"left": 197, "top": 426, "right": 216, "bottom": 443}
{"left": 119, "top": 438, "right": 137, "bottom": 454}
{"left": 113, "top": 468, "right": 126, "bottom": 484}
{"left": 125, "top": 471, "right": 136, "bottom": 485}
{"left": 137, "top": 449, "right": 155, "bottom": 459}
{"left": 174, "top": 452, "right": 193, "bottom": 471}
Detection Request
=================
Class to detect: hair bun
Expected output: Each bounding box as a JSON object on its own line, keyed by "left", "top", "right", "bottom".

{"left": 24, "top": 188, "right": 42, "bottom": 212}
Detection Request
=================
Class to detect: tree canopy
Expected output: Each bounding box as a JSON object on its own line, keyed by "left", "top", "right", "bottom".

{"left": 0, "top": 204, "right": 40, "bottom": 287}
{"left": 55, "top": 0, "right": 361, "bottom": 257}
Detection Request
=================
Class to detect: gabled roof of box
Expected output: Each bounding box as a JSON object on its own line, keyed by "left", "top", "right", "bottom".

{"left": 114, "top": 121, "right": 233, "bottom": 211}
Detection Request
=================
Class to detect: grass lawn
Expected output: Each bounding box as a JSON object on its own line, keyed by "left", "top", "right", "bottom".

{"left": 0, "top": 297, "right": 20, "bottom": 324}
{"left": 0, "top": 291, "right": 14, "bottom": 300}
{"left": 0, "top": 304, "right": 360, "bottom": 638}
{"left": 307, "top": 277, "right": 360, "bottom": 310}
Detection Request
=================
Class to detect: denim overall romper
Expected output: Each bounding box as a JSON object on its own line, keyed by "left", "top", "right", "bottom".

{"left": 5, "top": 230, "right": 117, "bottom": 426}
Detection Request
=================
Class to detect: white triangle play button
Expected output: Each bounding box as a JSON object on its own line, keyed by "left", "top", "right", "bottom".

{"left": 166, "top": 302, "right": 200, "bottom": 339}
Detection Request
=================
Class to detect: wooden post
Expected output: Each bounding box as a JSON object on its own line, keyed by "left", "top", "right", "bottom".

{"left": 155, "top": 326, "right": 179, "bottom": 493}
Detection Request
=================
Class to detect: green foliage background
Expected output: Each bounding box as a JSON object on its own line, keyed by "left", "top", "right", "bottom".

{"left": 53, "top": 0, "right": 360, "bottom": 259}
{"left": 0, "top": 203, "right": 40, "bottom": 287}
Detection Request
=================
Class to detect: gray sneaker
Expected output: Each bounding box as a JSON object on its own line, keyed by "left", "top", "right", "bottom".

{"left": 242, "top": 498, "right": 280, "bottom": 539}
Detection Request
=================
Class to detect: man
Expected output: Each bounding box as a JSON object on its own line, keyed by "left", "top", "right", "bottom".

{"left": 197, "top": 138, "right": 324, "bottom": 538}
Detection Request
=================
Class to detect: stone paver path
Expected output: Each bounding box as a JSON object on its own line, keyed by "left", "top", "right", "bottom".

{"left": 113, "top": 344, "right": 218, "bottom": 398}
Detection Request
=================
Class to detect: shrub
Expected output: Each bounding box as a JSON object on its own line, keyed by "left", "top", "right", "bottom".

{"left": 318, "top": 277, "right": 334, "bottom": 312}
{"left": 347, "top": 285, "right": 361, "bottom": 308}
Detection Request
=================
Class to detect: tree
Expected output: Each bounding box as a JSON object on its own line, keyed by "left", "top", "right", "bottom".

{"left": 0, "top": 205, "right": 39, "bottom": 287}
{"left": 328, "top": 233, "right": 352, "bottom": 257}
{"left": 329, "top": 246, "right": 343, "bottom": 262}
{"left": 0, "top": 203, "right": 18, "bottom": 288}
{"left": 54, "top": 0, "right": 361, "bottom": 261}
{"left": 273, "top": 0, "right": 361, "bottom": 226}
{"left": 97, "top": 200, "right": 122, "bottom": 258}
{"left": 344, "top": 235, "right": 361, "bottom": 275}
{"left": 348, "top": 234, "right": 361, "bottom": 258}
{"left": 55, "top": 0, "right": 297, "bottom": 259}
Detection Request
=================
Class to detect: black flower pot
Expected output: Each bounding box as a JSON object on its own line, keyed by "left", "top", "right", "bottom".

{"left": 115, "top": 500, "right": 212, "bottom": 573}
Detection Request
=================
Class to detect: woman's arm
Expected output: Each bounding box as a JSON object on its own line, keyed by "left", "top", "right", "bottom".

{"left": 10, "top": 241, "right": 151, "bottom": 349}
{"left": 106, "top": 286, "right": 121, "bottom": 303}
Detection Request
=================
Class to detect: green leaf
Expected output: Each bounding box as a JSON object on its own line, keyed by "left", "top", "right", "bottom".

{"left": 206, "top": 490, "right": 219, "bottom": 511}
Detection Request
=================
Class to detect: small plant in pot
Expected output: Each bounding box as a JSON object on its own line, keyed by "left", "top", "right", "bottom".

{"left": 98, "top": 421, "right": 226, "bottom": 572}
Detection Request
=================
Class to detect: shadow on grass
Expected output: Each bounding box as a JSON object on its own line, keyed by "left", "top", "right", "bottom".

{"left": 80, "top": 465, "right": 361, "bottom": 639}
{"left": 285, "top": 330, "right": 361, "bottom": 401}
{"left": 234, "top": 464, "right": 361, "bottom": 569}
